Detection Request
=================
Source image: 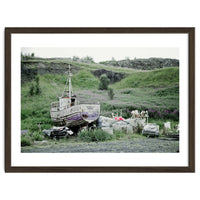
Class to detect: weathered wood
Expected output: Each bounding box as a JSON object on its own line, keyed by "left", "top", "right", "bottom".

{"left": 50, "top": 66, "right": 100, "bottom": 128}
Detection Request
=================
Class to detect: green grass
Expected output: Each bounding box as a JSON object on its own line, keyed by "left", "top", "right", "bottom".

{"left": 112, "top": 67, "right": 179, "bottom": 89}
{"left": 21, "top": 66, "right": 179, "bottom": 132}
{"left": 71, "top": 70, "right": 100, "bottom": 89}
{"left": 21, "top": 70, "right": 100, "bottom": 131}
{"left": 78, "top": 129, "right": 113, "bottom": 142}
{"left": 88, "top": 86, "right": 179, "bottom": 119}
{"left": 154, "top": 86, "right": 179, "bottom": 97}
{"left": 21, "top": 130, "right": 45, "bottom": 147}
{"left": 21, "top": 135, "right": 32, "bottom": 146}
{"left": 22, "top": 59, "right": 138, "bottom": 74}
{"left": 41, "top": 70, "right": 100, "bottom": 89}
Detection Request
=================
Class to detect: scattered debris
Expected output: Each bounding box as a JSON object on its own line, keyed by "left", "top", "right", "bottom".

{"left": 131, "top": 110, "right": 149, "bottom": 123}
{"left": 101, "top": 127, "right": 113, "bottom": 135}
{"left": 126, "top": 124, "right": 134, "bottom": 134}
{"left": 98, "top": 116, "right": 115, "bottom": 127}
{"left": 163, "top": 123, "right": 179, "bottom": 138}
{"left": 42, "top": 110, "right": 179, "bottom": 139}
{"left": 98, "top": 115, "right": 146, "bottom": 134}
{"left": 142, "top": 123, "right": 159, "bottom": 137}
{"left": 164, "top": 122, "right": 171, "bottom": 129}
{"left": 112, "top": 120, "right": 129, "bottom": 133}
{"left": 175, "top": 124, "right": 179, "bottom": 133}
{"left": 42, "top": 126, "right": 73, "bottom": 139}
{"left": 163, "top": 122, "right": 179, "bottom": 138}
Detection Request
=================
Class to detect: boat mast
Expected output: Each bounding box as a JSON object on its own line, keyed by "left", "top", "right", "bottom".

{"left": 62, "top": 64, "right": 73, "bottom": 105}
{"left": 68, "top": 65, "right": 72, "bottom": 102}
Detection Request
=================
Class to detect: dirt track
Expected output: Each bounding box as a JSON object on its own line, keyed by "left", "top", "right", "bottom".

{"left": 21, "top": 137, "right": 179, "bottom": 153}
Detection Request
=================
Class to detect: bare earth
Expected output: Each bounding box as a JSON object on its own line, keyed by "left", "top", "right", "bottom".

{"left": 21, "top": 137, "right": 179, "bottom": 153}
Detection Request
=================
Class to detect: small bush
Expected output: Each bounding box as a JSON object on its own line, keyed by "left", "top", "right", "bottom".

{"left": 32, "top": 132, "right": 44, "bottom": 141}
{"left": 21, "top": 135, "right": 31, "bottom": 146}
{"left": 108, "top": 88, "right": 114, "bottom": 100}
{"left": 35, "top": 76, "right": 41, "bottom": 94}
{"left": 29, "top": 124, "right": 39, "bottom": 132}
{"left": 78, "top": 129, "right": 112, "bottom": 142}
{"left": 29, "top": 84, "right": 34, "bottom": 96}
{"left": 28, "top": 76, "right": 42, "bottom": 96}
{"left": 99, "top": 74, "right": 110, "bottom": 90}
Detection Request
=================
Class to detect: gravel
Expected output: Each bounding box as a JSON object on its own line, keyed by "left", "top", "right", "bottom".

{"left": 21, "top": 137, "right": 179, "bottom": 153}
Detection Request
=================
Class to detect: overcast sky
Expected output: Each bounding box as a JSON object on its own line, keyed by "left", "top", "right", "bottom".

{"left": 21, "top": 47, "right": 179, "bottom": 62}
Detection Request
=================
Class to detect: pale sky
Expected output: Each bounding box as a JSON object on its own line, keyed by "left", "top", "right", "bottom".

{"left": 21, "top": 47, "right": 179, "bottom": 62}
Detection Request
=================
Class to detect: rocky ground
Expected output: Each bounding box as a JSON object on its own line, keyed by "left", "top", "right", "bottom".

{"left": 21, "top": 137, "right": 179, "bottom": 153}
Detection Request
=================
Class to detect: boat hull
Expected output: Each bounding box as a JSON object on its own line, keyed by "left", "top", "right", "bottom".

{"left": 51, "top": 104, "right": 100, "bottom": 128}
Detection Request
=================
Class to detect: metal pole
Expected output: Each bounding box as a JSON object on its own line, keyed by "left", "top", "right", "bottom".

{"left": 68, "top": 65, "right": 72, "bottom": 104}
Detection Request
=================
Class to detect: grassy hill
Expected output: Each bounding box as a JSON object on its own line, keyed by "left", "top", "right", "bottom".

{"left": 112, "top": 67, "right": 179, "bottom": 89}
{"left": 42, "top": 70, "right": 100, "bottom": 90}
{"left": 21, "top": 58, "right": 139, "bottom": 74}
{"left": 21, "top": 59, "right": 179, "bottom": 132}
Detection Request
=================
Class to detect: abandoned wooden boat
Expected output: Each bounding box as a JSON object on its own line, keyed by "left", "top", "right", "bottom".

{"left": 50, "top": 65, "right": 100, "bottom": 128}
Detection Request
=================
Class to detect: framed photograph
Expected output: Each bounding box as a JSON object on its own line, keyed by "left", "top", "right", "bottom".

{"left": 5, "top": 27, "right": 195, "bottom": 172}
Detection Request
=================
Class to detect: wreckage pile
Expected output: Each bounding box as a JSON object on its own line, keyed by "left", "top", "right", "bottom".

{"left": 41, "top": 110, "right": 179, "bottom": 139}
{"left": 99, "top": 116, "right": 145, "bottom": 135}
{"left": 142, "top": 123, "right": 159, "bottom": 137}
{"left": 98, "top": 110, "right": 159, "bottom": 137}
{"left": 43, "top": 126, "right": 73, "bottom": 139}
{"left": 98, "top": 112, "right": 179, "bottom": 137}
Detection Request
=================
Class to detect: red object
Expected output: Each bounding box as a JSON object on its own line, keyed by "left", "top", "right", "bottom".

{"left": 114, "top": 116, "right": 124, "bottom": 121}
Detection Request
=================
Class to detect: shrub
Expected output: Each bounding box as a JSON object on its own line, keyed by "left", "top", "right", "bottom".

{"left": 29, "top": 84, "right": 34, "bottom": 96}
{"left": 99, "top": 74, "right": 110, "bottom": 90}
{"left": 28, "top": 76, "right": 41, "bottom": 96}
{"left": 29, "top": 124, "right": 39, "bottom": 132}
{"left": 21, "top": 131, "right": 45, "bottom": 147}
{"left": 32, "top": 132, "right": 44, "bottom": 141}
{"left": 108, "top": 88, "right": 115, "bottom": 100}
{"left": 35, "top": 76, "right": 41, "bottom": 94}
{"left": 78, "top": 129, "right": 112, "bottom": 142}
{"left": 21, "top": 135, "right": 31, "bottom": 146}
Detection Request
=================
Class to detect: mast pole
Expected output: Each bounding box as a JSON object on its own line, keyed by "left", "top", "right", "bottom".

{"left": 68, "top": 65, "right": 72, "bottom": 104}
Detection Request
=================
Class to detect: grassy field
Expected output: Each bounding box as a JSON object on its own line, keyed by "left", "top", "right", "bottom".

{"left": 21, "top": 134, "right": 179, "bottom": 153}
{"left": 113, "top": 67, "right": 179, "bottom": 89}
{"left": 21, "top": 61, "right": 179, "bottom": 132}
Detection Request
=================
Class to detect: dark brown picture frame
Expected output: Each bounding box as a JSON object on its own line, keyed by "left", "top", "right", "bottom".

{"left": 5, "top": 27, "right": 195, "bottom": 173}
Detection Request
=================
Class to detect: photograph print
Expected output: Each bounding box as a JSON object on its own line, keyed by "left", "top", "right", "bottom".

{"left": 21, "top": 47, "right": 180, "bottom": 153}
